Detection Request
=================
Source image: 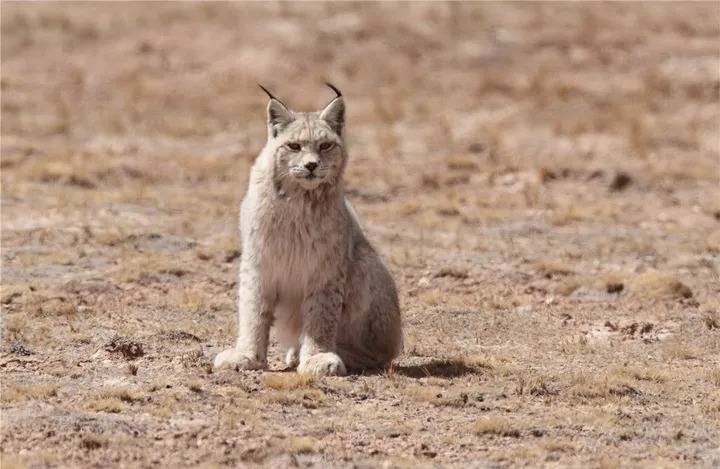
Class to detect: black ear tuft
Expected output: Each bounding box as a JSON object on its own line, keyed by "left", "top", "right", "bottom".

{"left": 260, "top": 85, "right": 293, "bottom": 137}
{"left": 320, "top": 83, "right": 345, "bottom": 135}
{"left": 258, "top": 84, "right": 280, "bottom": 102}
{"left": 325, "top": 82, "right": 342, "bottom": 98}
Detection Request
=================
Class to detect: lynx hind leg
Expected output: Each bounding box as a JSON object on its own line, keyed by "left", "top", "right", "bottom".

{"left": 273, "top": 302, "right": 303, "bottom": 370}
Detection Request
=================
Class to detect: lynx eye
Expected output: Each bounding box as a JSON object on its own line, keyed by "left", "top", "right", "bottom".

{"left": 319, "top": 142, "right": 334, "bottom": 152}
{"left": 286, "top": 142, "right": 301, "bottom": 151}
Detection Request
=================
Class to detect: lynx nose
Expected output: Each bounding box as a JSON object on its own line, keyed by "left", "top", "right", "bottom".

{"left": 305, "top": 162, "right": 318, "bottom": 172}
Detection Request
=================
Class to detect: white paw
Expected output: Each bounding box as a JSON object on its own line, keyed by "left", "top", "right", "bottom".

{"left": 298, "top": 352, "right": 347, "bottom": 377}
{"left": 213, "top": 348, "right": 267, "bottom": 370}
{"left": 285, "top": 347, "right": 299, "bottom": 369}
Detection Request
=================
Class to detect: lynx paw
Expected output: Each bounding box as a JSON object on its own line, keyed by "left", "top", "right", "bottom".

{"left": 213, "top": 348, "right": 267, "bottom": 370}
{"left": 285, "top": 347, "right": 300, "bottom": 369}
{"left": 298, "top": 352, "right": 347, "bottom": 377}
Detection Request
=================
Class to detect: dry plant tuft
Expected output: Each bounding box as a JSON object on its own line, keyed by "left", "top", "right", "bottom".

{"left": 542, "top": 438, "right": 577, "bottom": 453}
{"left": 86, "top": 398, "right": 128, "bottom": 413}
{"left": 81, "top": 434, "right": 109, "bottom": 450}
{"left": 260, "top": 389, "right": 325, "bottom": 407}
{"left": 611, "top": 366, "right": 668, "bottom": 383}
{"left": 556, "top": 273, "right": 625, "bottom": 296}
{"left": 0, "top": 451, "right": 58, "bottom": 469}
{"left": 1, "top": 384, "right": 58, "bottom": 402}
{"left": 262, "top": 373, "right": 314, "bottom": 390}
{"left": 444, "top": 155, "right": 478, "bottom": 171}
{"left": 708, "top": 367, "right": 720, "bottom": 387}
{"left": 662, "top": 341, "right": 700, "bottom": 360}
{"left": 474, "top": 417, "right": 521, "bottom": 437}
{"left": 402, "top": 385, "right": 469, "bottom": 407}
{"left": 100, "top": 387, "right": 145, "bottom": 403}
{"left": 284, "top": 436, "right": 316, "bottom": 454}
{"left": 628, "top": 271, "right": 693, "bottom": 299}
{"left": 187, "top": 379, "right": 203, "bottom": 393}
{"left": 531, "top": 260, "right": 575, "bottom": 278}
{"left": 515, "top": 373, "right": 554, "bottom": 396}
{"left": 567, "top": 373, "right": 639, "bottom": 399}
{"left": 597, "top": 456, "right": 621, "bottom": 469}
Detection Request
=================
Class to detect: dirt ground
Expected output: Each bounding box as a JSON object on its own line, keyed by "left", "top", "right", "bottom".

{"left": 1, "top": 2, "right": 719, "bottom": 468}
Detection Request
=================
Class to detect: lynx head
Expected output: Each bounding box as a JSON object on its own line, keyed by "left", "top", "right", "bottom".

{"left": 260, "top": 84, "right": 346, "bottom": 192}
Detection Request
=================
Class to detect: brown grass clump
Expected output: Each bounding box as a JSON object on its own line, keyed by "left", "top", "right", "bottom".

{"left": 262, "top": 373, "right": 314, "bottom": 390}
{"left": 628, "top": 271, "right": 692, "bottom": 299}
{"left": 474, "top": 417, "right": 521, "bottom": 437}
{"left": 260, "top": 389, "right": 325, "bottom": 407}
{"left": 707, "top": 367, "right": 720, "bottom": 387}
{"left": 187, "top": 379, "right": 203, "bottom": 393}
{"left": 284, "top": 436, "right": 316, "bottom": 454}
{"left": 86, "top": 398, "right": 128, "bottom": 413}
{"left": 85, "top": 387, "right": 143, "bottom": 412}
{"left": 515, "top": 373, "right": 554, "bottom": 396}
{"left": 531, "top": 260, "right": 575, "bottom": 277}
{"left": 611, "top": 366, "right": 668, "bottom": 383}
{"left": 1, "top": 384, "right": 58, "bottom": 402}
{"left": 559, "top": 270, "right": 694, "bottom": 300}
{"left": 444, "top": 155, "right": 478, "bottom": 171}
{"left": 0, "top": 452, "right": 58, "bottom": 469}
{"left": 566, "top": 373, "right": 639, "bottom": 399}
{"left": 597, "top": 456, "right": 621, "bottom": 469}
{"left": 556, "top": 273, "right": 625, "bottom": 296}
{"left": 542, "top": 438, "right": 577, "bottom": 453}
{"left": 402, "top": 385, "right": 469, "bottom": 407}
{"left": 662, "top": 341, "right": 700, "bottom": 360}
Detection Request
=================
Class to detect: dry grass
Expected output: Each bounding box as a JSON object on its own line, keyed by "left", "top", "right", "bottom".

{"left": 85, "top": 398, "right": 128, "bottom": 413}
{"left": 708, "top": 367, "right": 720, "bottom": 387}
{"left": 1, "top": 384, "right": 58, "bottom": 402}
{"left": 566, "top": 373, "right": 639, "bottom": 400}
{"left": 628, "top": 271, "right": 693, "bottom": 299}
{"left": 1, "top": 2, "right": 718, "bottom": 467}
{"left": 260, "top": 389, "right": 325, "bottom": 407}
{"left": 401, "top": 385, "right": 469, "bottom": 407}
{"left": 474, "top": 417, "right": 521, "bottom": 437}
{"left": 0, "top": 452, "right": 58, "bottom": 469}
{"left": 284, "top": 437, "right": 316, "bottom": 454}
{"left": 444, "top": 155, "right": 478, "bottom": 171}
{"left": 186, "top": 379, "right": 204, "bottom": 393}
{"left": 663, "top": 341, "right": 701, "bottom": 360}
{"left": 262, "top": 373, "right": 314, "bottom": 390}
{"left": 611, "top": 366, "right": 669, "bottom": 383}
{"left": 542, "top": 438, "right": 577, "bottom": 453}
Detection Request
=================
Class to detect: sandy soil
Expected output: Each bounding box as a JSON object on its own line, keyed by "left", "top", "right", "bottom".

{"left": 1, "top": 2, "right": 719, "bottom": 468}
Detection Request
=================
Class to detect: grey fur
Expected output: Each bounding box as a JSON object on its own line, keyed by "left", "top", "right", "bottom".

{"left": 214, "top": 86, "right": 402, "bottom": 376}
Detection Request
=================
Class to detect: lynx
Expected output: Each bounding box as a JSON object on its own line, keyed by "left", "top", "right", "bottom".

{"left": 214, "top": 84, "right": 402, "bottom": 376}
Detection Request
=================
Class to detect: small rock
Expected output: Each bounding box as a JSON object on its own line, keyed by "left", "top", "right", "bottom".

{"left": 10, "top": 342, "right": 34, "bottom": 356}
{"left": 104, "top": 335, "right": 144, "bottom": 360}
{"left": 224, "top": 250, "right": 241, "bottom": 263}
{"left": 418, "top": 277, "right": 431, "bottom": 288}
{"left": 609, "top": 171, "right": 632, "bottom": 191}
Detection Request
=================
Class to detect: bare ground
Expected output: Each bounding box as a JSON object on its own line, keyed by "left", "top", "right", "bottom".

{"left": 1, "top": 2, "right": 719, "bottom": 468}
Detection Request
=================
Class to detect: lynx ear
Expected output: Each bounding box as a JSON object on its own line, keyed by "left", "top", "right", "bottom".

{"left": 259, "top": 84, "right": 292, "bottom": 137}
{"left": 320, "top": 83, "right": 344, "bottom": 136}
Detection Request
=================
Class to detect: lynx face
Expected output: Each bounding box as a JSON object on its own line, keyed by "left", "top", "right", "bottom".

{"left": 262, "top": 84, "right": 346, "bottom": 192}
{"left": 272, "top": 116, "right": 345, "bottom": 190}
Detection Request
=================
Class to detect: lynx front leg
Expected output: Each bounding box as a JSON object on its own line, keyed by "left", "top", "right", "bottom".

{"left": 297, "top": 281, "right": 347, "bottom": 376}
{"left": 214, "top": 266, "right": 274, "bottom": 370}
